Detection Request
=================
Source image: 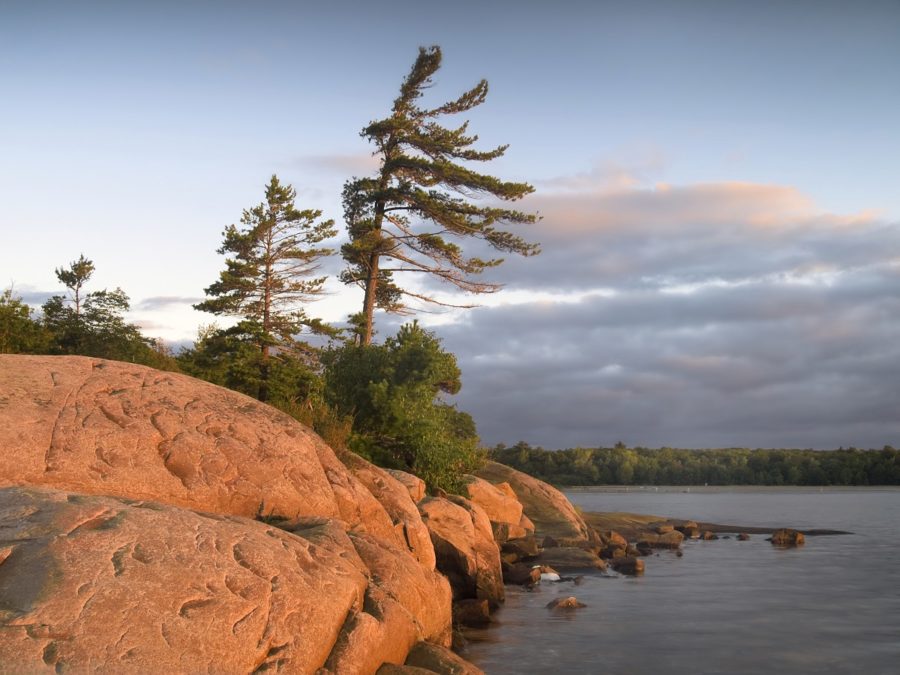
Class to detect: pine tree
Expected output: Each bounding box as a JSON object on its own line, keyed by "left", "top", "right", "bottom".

{"left": 342, "top": 45, "right": 539, "bottom": 345}
{"left": 194, "top": 175, "right": 336, "bottom": 401}
{"left": 41, "top": 257, "right": 167, "bottom": 366}
{"left": 54, "top": 253, "right": 94, "bottom": 319}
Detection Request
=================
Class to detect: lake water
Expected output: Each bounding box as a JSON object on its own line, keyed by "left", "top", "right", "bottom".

{"left": 462, "top": 487, "right": 900, "bottom": 674}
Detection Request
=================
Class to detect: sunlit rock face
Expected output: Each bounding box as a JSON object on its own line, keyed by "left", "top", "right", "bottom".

{"left": 418, "top": 495, "right": 505, "bottom": 609}
{"left": 475, "top": 460, "right": 594, "bottom": 543}
{"left": 0, "top": 355, "right": 456, "bottom": 673}
{"left": 0, "top": 355, "right": 397, "bottom": 541}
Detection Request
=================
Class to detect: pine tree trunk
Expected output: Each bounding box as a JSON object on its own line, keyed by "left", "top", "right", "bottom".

{"left": 361, "top": 252, "right": 379, "bottom": 346}
{"left": 361, "top": 196, "right": 387, "bottom": 346}
{"left": 259, "top": 343, "right": 270, "bottom": 403}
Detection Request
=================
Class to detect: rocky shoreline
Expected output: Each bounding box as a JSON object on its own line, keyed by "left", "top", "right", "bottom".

{"left": 0, "top": 355, "right": 845, "bottom": 674}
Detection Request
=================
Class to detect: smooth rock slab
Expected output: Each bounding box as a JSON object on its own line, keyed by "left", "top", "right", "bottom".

{"left": 0, "top": 486, "right": 369, "bottom": 673}
{"left": 0, "top": 355, "right": 398, "bottom": 545}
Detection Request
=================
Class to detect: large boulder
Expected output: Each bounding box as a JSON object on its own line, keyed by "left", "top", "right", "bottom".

{"left": 0, "top": 485, "right": 453, "bottom": 675}
{"left": 322, "top": 531, "right": 452, "bottom": 673}
{"left": 461, "top": 476, "right": 525, "bottom": 543}
{"left": 418, "top": 496, "right": 504, "bottom": 608}
{"left": 0, "top": 355, "right": 399, "bottom": 544}
{"left": 474, "top": 461, "right": 594, "bottom": 543}
{"left": 0, "top": 486, "right": 373, "bottom": 673}
{"left": 386, "top": 469, "right": 427, "bottom": 504}
{"left": 338, "top": 449, "right": 437, "bottom": 570}
{"left": 0, "top": 356, "right": 459, "bottom": 673}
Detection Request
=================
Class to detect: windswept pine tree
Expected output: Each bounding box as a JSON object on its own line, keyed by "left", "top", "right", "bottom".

{"left": 342, "top": 45, "right": 539, "bottom": 344}
{"left": 194, "top": 175, "right": 336, "bottom": 401}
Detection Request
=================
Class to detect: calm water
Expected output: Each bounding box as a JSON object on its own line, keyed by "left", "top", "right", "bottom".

{"left": 462, "top": 488, "right": 900, "bottom": 674}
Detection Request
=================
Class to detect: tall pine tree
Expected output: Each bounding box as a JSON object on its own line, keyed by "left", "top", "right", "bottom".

{"left": 342, "top": 45, "right": 539, "bottom": 344}
{"left": 195, "top": 175, "right": 336, "bottom": 401}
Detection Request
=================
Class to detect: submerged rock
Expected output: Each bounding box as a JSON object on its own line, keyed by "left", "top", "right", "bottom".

{"left": 737, "top": 533, "right": 751, "bottom": 541}
{"left": 611, "top": 556, "right": 645, "bottom": 576}
{"left": 546, "top": 596, "right": 586, "bottom": 610}
{"left": 770, "top": 529, "right": 805, "bottom": 547}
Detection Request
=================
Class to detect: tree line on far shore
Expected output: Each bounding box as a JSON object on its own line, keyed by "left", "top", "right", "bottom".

{"left": 490, "top": 442, "right": 900, "bottom": 486}
{"left": 1, "top": 46, "right": 536, "bottom": 494}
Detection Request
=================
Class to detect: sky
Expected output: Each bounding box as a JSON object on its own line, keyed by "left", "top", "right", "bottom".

{"left": 2, "top": 0, "right": 899, "bottom": 449}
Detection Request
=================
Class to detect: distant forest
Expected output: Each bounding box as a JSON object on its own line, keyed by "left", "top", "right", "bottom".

{"left": 489, "top": 442, "right": 900, "bottom": 486}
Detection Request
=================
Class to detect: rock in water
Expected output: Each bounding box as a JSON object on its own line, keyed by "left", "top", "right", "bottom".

{"left": 611, "top": 556, "right": 645, "bottom": 576}
{"left": 453, "top": 599, "right": 492, "bottom": 627}
{"left": 546, "top": 596, "right": 586, "bottom": 610}
{"left": 770, "top": 529, "right": 805, "bottom": 546}
{"left": 502, "top": 561, "right": 542, "bottom": 586}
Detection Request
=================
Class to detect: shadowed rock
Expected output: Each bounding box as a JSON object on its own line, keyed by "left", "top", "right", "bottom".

{"left": 404, "top": 641, "right": 485, "bottom": 675}
{"left": 418, "top": 496, "right": 504, "bottom": 609}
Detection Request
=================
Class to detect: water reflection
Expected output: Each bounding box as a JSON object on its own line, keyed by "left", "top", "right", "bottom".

{"left": 461, "top": 489, "right": 900, "bottom": 674}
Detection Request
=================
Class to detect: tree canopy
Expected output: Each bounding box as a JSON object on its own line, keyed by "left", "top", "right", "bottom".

{"left": 194, "top": 175, "right": 336, "bottom": 401}
{"left": 323, "top": 322, "right": 481, "bottom": 491}
{"left": 341, "top": 45, "right": 539, "bottom": 344}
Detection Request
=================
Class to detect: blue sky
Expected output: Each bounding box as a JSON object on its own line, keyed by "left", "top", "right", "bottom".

{"left": 2, "top": 1, "right": 898, "bottom": 448}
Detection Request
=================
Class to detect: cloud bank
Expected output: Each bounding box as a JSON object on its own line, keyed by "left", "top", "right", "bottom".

{"left": 429, "top": 180, "right": 900, "bottom": 449}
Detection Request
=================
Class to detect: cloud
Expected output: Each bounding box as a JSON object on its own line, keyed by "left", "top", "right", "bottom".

{"left": 135, "top": 296, "right": 204, "bottom": 311}
{"left": 409, "top": 178, "right": 900, "bottom": 449}
{"left": 10, "top": 289, "right": 56, "bottom": 306}
{"left": 298, "top": 153, "right": 380, "bottom": 175}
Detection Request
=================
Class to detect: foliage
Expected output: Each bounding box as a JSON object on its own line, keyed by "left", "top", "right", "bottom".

{"left": 0, "top": 288, "right": 49, "bottom": 354}
{"left": 490, "top": 442, "right": 900, "bottom": 486}
{"left": 38, "top": 256, "right": 177, "bottom": 369}
{"left": 177, "top": 326, "right": 353, "bottom": 452}
{"left": 323, "top": 321, "right": 482, "bottom": 491}
{"left": 342, "top": 45, "right": 539, "bottom": 344}
{"left": 194, "top": 175, "right": 336, "bottom": 401}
